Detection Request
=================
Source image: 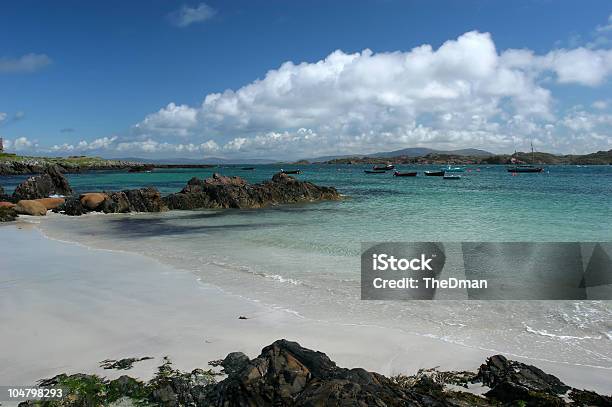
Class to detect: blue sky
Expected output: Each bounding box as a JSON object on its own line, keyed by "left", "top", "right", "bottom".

{"left": 1, "top": 0, "right": 611, "bottom": 159}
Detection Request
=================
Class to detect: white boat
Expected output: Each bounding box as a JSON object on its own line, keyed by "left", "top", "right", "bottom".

{"left": 443, "top": 174, "right": 461, "bottom": 180}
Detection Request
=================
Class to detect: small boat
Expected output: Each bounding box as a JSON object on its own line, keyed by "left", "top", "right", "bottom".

{"left": 443, "top": 174, "right": 461, "bottom": 180}
{"left": 393, "top": 171, "right": 417, "bottom": 177}
{"left": 507, "top": 142, "right": 544, "bottom": 173}
{"left": 241, "top": 167, "right": 255, "bottom": 170}
{"left": 424, "top": 170, "right": 445, "bottom": 176}
{"left": 364, "top": 170, "right": 387, "bottom": 174}
{"left": 444, "top": 166, "right": 464, "bottom": 172}
{"left": 373, "top": 164, "right": 395, "bottom": 171}
{"left": 507, "top": 165, "right": 543, "bottom": 173}
{"left": 280, "top": 169, "right": 301, "bottom": 174}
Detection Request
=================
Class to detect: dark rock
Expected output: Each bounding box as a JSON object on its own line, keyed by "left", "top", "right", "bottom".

{"left": 0, "top": 206, "right": 17, "bottom": 222}
{"left": 477, "top": 354, "right": 570, "bottom": 404}
{"left": 164, "top": 173, "right": 340, "bottom": 210}
{"left": 54, "top": 196, "right": 88, "bottom": 216}
{"left": 12, "top": 165, "right": 73, "bottom": 200}
{"left": 217, "top": 352, "right": 250, "bottom": 376}
{"left": 123, "top": 187, "right": 167, "bottom": 212}
{"left": 100, "top": 356, "right": 153, "bottom": 370}
{"left": 202, "top": 339, "right": 420, "bottom": 406}
{"left": 569, "top": 388, "right": 612, "bottom": 406}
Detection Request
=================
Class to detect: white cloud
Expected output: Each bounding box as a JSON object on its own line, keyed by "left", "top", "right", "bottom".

{"left": 0, "top": 53, "right": 51, "bottom": 74}
{"left": 0, "top": 112, "right": 6, "bottom": 123}
{"left": 135, "top": 103, "right": 198, "bottom": 137}
{"left": 595, "top": 14, "right": 612, "bottom": 33}
{"left": 8, "top": 137, "right": 35, "bottom": 151}
{"left": 129, "top": 30, "right": 612, "bottom": 157}
{"left": 168, "top": 3, "right": 216, "bottom": 27}
{"left": 592, "top": 100, "right": 608, "bottom": 110}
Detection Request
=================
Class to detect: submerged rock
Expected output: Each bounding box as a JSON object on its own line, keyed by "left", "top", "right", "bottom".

{"left": 164, "top": 172, "right": 340, "bottom": 210}
{"left": 12, "top": 165, "right": 73, "bottom": 201}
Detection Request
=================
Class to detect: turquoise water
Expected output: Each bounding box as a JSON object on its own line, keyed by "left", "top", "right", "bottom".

{"left": 12, "top": 164, "right": 612, "bottom": 368}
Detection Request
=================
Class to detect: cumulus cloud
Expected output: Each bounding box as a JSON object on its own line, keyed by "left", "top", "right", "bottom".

{"left": 0, "top": 53, "right": 51, "bottom": 74}
{"left": 129, "top": 30, "right": 612, "bottom": 157}
{"left": 168, "top": 3, "right": 216, "bottom": 27}
{"left": 4, "top": 137, "right": 35, "bottom": 151}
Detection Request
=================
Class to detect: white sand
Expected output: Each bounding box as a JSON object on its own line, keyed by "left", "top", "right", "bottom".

{"left": 0, "top": 223, "right": 610, "bottom": 394}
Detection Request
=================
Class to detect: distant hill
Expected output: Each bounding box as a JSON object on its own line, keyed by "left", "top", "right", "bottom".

{"left": 307, "top": 147, "right": 494, "bottom": 162}
{"left": 369, "top": 147, "right": 494, "bottom": 158}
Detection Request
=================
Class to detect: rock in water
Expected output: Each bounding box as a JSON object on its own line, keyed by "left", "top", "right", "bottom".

{"left": 164, "top": 172, "right": 340, "bottom": 210}
{"left": 14, "top": 200, "right": 48, "bottom": 216}
{"left": 55, "top": 187, "right": 167, "bottom": 215}
{"left": 12, "top": 165, "right": 73, "bottom": 200}
{"left": 35, "top": 197, "right": 65, "bottom": 210}
{"left": 80, "top": 193, "right": 108, "bottom": 210}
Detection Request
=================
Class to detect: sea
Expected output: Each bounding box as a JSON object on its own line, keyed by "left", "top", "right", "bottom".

{"left": 3, "top": 164, "right": 611, "bottom": 369}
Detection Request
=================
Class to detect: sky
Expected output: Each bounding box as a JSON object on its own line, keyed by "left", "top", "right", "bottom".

{"left": 1, "top": 0, "right": 612, "bottom": 160}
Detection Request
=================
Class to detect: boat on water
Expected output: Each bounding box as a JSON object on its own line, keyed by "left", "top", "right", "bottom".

{"left": 281, "top": 169, "right": 301, "bottom": 174}
{"left": 393, "top": 171, "right": 417, "bottom": 177}
{"left": 373, "top": 164, "right": 395, "bottom": 171}
{"left": 507, "top": 165, "right": 543, "bottom": 173}
{"left": 241, "top": 167, "right": 255, "bottom": 170}
{"left": 364, "top": 170, "right": 387, "bottom": 174}
{"left": 507, "top": 142, "right": 544, "bottom": 173}
{"left": 443, "top": 166, "right": 464, "bottom": 172}
{"left": 443, "top": 174, "right": 461, "bottom": 180}
{"left": 424, "top": 170, "right": 445, "bottom": 176}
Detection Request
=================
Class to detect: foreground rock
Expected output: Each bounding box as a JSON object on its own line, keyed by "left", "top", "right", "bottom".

{"left": 19, "top": 340, "right": 611, "bottom": 407}
{"left": 164, "top": 172, "right": 340, "bottom": 210}
{"left": 55, "top": 188, "right": 167, "bottom": 216}
{"left": 12, "top": 165, "right": 73, "bottom": 201}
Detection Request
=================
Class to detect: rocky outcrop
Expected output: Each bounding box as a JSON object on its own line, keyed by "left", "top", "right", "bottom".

{"left": 55, "top": 188, "right": 167, "bottom": 216}
{"left": 17, "top": 340, "right": 612, "bottom": 407}
{"left": 0, "top": 158, "right": 143, "bottom": 176}
{"left": 80, "top": 193, "right": 108, "bottom": 210}
{"left": 14, "top": 200, "right": 48, "bottom": 216}
{"left": 164, "top": 172, "right": 340, "bottom": 210}
{"left": 36, "top": 197, "right": 65, "bottom": 210}
{"left": 477, "top": 354, "right": 570, "bottom": 401}
{"left": 12, "top": 165, "right": 73, "bottom": 201}
{"left": 0, "top": 206, "right": 17, "bottom": 222}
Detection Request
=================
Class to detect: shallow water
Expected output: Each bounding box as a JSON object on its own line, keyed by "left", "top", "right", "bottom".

{"left": 25, "top": 164, "right": 612, "bottom": 369}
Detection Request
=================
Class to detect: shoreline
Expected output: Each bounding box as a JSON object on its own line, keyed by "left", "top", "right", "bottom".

{"left": 1, "top": 221, "right": 610, "bottom": 395}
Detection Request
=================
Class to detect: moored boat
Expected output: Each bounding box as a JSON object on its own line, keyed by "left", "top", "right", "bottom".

{"left": 443, "top": 174, "right": 461, "bottom": 180}
{"left": 444, "top": 166, "right": 464, "bottom": 172}
{"left": 393, "top": 171, "right": 417, "bottom": 177}
{"left": 364, "top": 170, "right": 387, "bottom": 174}
{"left": 373, "top": 164, "right": 395, "bottom": 171}
{"left": 507, "top": 165, "right": 543, "bottom": 173}
{"left": 241, "top": 167, "right": 255, "bottom": 170}
{"left": 424, "top": 170, "right": 445, "bottom": 176}
{"left": 281, "top": 169, "right": 301, "bottom": 174}
{"left": 507, "top": 142, "right": 544, "bottom": 173}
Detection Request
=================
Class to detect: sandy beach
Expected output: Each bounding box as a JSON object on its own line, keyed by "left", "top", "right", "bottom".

{"left": 1, "top": 221, "right": 610, "bottom": 395}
